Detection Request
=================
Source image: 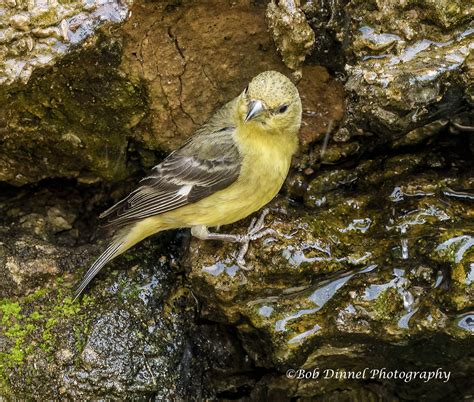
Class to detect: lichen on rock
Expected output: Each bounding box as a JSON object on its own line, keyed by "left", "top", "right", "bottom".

{"left": 266, "top": 0, "right": 315, "bottom": 78}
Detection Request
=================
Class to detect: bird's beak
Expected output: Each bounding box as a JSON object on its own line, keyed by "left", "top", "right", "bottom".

{"left": 245, "top": 100, "right": 266, "bottom": 122}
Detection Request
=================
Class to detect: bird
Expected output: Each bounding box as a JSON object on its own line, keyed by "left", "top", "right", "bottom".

{"left": 74, "top": 70, "right": 302, "bottom": 299}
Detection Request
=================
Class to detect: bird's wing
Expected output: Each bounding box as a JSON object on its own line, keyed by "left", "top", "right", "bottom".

{"left": 100, "top": 125, "right": 241, "bottom": 228}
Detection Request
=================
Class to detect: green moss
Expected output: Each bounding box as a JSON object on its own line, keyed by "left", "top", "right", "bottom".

{"left": 24, "top": 288, "right": 48, "bottom": 303}
{"left": 73, "top": 317, "right": 92, "bottom": 354}
{"left": 0, "top": 319, "right": 33, "bottom": 368}
{"left": 123, "top": 253, "right": 136, "bottom": 262}
{"left": 373, "top": 288, "right": 400, "bottom": 321}
{"left": 55, "top": 297, "right": 81, "bottom": 317}
{"left": 28, "top": 311, "right": 43, "bottom": 321}
{"left": 6, "top": 35, "right": 148, "bottom": 185}
{"left": 0, "top": 301, "right": 23, "bottom": 324}
{"left": 0, "top": 286, "right": 94, "bottom": 376}
{"left": 6, "top": 346, "right": 24, "bottom": 365}
{"left": 123, "top": 286, "right": 141, "bottom": 301}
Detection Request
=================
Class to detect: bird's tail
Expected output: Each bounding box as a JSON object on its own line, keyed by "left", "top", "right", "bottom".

{"left": 73, "top": 218, "right": 167, "bottom": 300}
{"left": 73, "top": 239, "right": 125, "bottom": 301}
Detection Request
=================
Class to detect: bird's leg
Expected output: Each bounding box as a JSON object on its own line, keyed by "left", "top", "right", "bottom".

{"left": 191, "top": 209, "right": 275, "bottom": 270}
{"left": 236, "top": 209, "right": 276, "bottom": 269}
{"left": 191, "top": 225, "right": 243, "bottom": 243}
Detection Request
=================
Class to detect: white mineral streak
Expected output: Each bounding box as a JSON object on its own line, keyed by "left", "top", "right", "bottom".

{"left": 0, "top": 0, "right": 132, "bottom": 86}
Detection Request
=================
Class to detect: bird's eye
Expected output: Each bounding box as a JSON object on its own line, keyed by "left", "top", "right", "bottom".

{"left": 278, "top": 104, "right": 289, "bottom": 114}
{"left": 244, "top": 85, "right": 249, "bottom": 94}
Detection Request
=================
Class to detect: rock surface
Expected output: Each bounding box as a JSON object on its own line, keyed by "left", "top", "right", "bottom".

{"left": 187, "top": 133, "right": 474, "bottom": 400}
{"left": 0, "top": 183, "right": 255, "bottom": 398}
{"left": 0, "top": 0, "right": 473, "bottom": 399}
{"left": 0, "top": 0, "right": 291, "bottom": 186}
{"left": 4, "top": 0, "right": 470, "bottom": 185}
{"left": 298, "top": 0, "right": 474, "bottom": 166}
{"left": 0, "top": 0, "right": 131, "bottom": 87}
{"left": 266, "top": 0, "right": 315, "bottom": 77}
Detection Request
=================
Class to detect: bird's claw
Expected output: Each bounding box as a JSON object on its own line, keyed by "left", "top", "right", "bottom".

{"left": 236, "top": 209, "right": 276, "bottom": 269}
{"left": 249, "top": 208, "right": 270, "bottom": 235}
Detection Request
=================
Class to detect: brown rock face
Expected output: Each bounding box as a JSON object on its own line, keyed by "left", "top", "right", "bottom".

{"left": 297, "top": 65, "right": 345, "bottom": 148}
{"left": 120, "top": 0, "right": 290, "bottom": 153}
{"left": 266, "top": 0, "right": 315, "bottom": 76}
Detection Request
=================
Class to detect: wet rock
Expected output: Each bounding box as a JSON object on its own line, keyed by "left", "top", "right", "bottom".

{"left": 266, "top": 0, "right": 315, "bottom": 77}
{"left": 0, "top": 258, "right": 200, "bottom": 399}
{"left": 298, "top": 0, "right": 473, "bottom": 166}
{"left": 0, "top": 38, "right": 147, "bottom": 186}
{"left": 187, "top": 134, "right": 474, "bottom": 400}
{"left": 0, "top": 182, "right": 254, "bottom": 399}
{"left": 340, "top": 30, "right": 473, "bottom": 146}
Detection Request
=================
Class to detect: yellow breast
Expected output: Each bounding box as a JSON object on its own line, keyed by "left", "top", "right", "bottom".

{"left": 158, "top": 124, "right": 298, "bottom": 228}
{"left": 126, "top": 126, "right": 298, "bottom": 252}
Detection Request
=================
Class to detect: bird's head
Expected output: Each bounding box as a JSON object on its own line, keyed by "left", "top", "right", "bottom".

{"left": 237, "top": 71, "right": 302, "bottom": 135}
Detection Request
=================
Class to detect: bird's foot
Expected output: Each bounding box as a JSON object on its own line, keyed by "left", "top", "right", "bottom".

{"left": 190, "top": 209, "right": 276, "bottom": 270}
{"left": 236, "top": 209, "right": 276, "bottom": 270}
